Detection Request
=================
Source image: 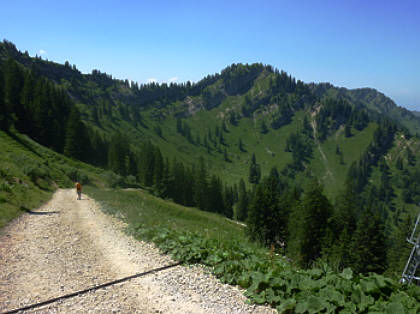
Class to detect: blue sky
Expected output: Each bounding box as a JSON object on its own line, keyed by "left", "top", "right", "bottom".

{"left": 1, "top": 0, "right": 419, "bottom": 110}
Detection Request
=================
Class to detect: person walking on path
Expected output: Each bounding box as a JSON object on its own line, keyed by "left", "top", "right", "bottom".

{"left": 75, "top": 182, "right": 82, "bottom": 200}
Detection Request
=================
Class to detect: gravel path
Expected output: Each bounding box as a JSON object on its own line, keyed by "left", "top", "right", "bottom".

{"left": 0, "top": 189, "right": 275, "bottom": 313}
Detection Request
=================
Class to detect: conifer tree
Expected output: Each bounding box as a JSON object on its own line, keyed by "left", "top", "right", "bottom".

{"left": 236, "top": 178, "right": 249, "bottom": 221}
{"left": 247, "top": 167, "right": 288, "bottom": 246}
{"left": 238, "top": 138, "right": 245, "bottom": 152}
{"left": 325, "top": 187, "right": 358, "bottom": 269}
{"left": 260, "top": 120, "right": 268, "bottom": 134}
{"left": 248, "top": 153, "right": 261, "bottom": 184}
{"left": 64, "top": 107, "right": 89, "bottom": 160}
{"left": 223, "top": 185, "right": 234, "bottom": 218}
{"left": 4, "top": 58, "right": 24, "bottom": 120}
{"left": 0, "top": 67, "right": 6, "bottom": 130}
{"left": 138, "top": 142, "right": 155, "bottom": 186}
{"left": 223, "top": 148, "right": 229, "bottom": 162}
{"left": 208, "top": 175, "right": 225, "bottom": 214}
{"left": 172, "top": 160, "right": 186, "bottom": 204}
{"left": 288, "top": 180, "right": 333, "bottom": 267}
{"left": 153, "top": 147, "right": 164, "bottom": 193}
{"left": 386, "top": 212, "right": 413, "bottom": 276}
{"left": 18, "top": 70, "right": 35, "bottom": 133}
{"left": 193, "top": 157, "right": 209, "bottom": 210}
{"left": 350, "top": 207, "right": 387, "bottom": 274}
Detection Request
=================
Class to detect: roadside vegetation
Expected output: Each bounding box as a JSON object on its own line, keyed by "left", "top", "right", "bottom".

{"left": 0, "top": 129, "right": 102, "bottom": 228}
{"left": 87, "top": 187, "right": 420, "bottom": 313}
{"left": 1, "top": 39, "right": 420, "bottom": 311}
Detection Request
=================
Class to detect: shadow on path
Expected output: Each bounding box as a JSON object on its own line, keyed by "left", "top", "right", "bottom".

{"left": 21, "top": 207, "right": 60, "bottom": 215}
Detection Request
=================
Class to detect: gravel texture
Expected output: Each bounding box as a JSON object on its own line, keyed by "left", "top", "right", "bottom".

{"left": 0, "top": 189, "right": 275, "bottom": 313}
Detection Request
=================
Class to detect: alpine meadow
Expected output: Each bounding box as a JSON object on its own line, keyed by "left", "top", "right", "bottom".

{"left": 1, "top": 38, "right": 420, "bottom": 312}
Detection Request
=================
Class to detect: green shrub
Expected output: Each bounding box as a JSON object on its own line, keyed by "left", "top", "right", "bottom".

{"left": 133, "top": 225, "right": 420, "bottom": 313}
{"left": 59, "top": 165, "right": 90, "bottom": 184}
{"left": 125, "top": 175, "right": 138, "bottom": 187}
{"left": 103, "top": 171, "right": 123, "bottom": 188}
{"left": 0, "top": 181, "right": 12, "bottom": 192}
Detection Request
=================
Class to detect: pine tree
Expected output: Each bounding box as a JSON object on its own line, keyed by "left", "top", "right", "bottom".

{"left": 64, "top": 107, "right": 89, "bottom": 161}
{"left": 107, "top": 132, "right": 130, "bottom": 176}
{"left": 247, "top": 167, "right": 288, "bottom": 246}
{"left": 153, "top": 147, "right": 164, "bottom": 193}
{"left": 350, "top": 207, "right": 387, "bottom": 274}
{"left": 0, "top": 67, "right": 6, "bottom": 130}
{"left": 248, "top": 153, "right": 261, "bottom": 184}
{"left": 386, "top": 212, "right": 413, "bottom": 277}
{"left": 193, "top": 157, "right": 209, "bottom": 210}
{"left": 325, "top": 187, "right": 358, "bottom": 269}
{"left": 260, "top": 120, "right": 268, "bottom": 134}
{"left": 4, "top": 58, "right": 24, "bottom": 121}
{"left": 138, "top": 142, "right": 155, "bottom": 186}
{"left": 288, "top": 180, "right": 333, "bottom": 267}
{"left": 223, "top": 148, "right": 229, "bottom": 162}
{"left": 236, "top": 179, "right": 248, "bottom": 221}
{"left": 18, "top": 70, "right": 35, "bottom": 133}
{"left": 223, "top": 185, "right": 234, "bottom": 218}
{"left": 238, "top": 138, "right": 245, "bottom": 152}
{"left": 172, "top": 160, "right": 186, "bottom": 204}
{"left": 208, "top": 175, "right": 225, "bottom": 214}
{"left": 344, "top": 123, "right": 352, "bottom": 137}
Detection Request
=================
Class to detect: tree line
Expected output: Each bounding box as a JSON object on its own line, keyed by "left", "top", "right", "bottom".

{"left": 107, "top": 136, "right": 236, "bottom": 218}
{"left": 243, "top": 135, "right": 414, "bottom": 278}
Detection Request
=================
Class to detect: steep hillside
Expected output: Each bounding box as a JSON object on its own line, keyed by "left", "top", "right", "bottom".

{"left": 0, "top": 129, "right": 105, "bottom": 228}
{"left": 1, "top": 39, "right": 420, "bottom": 216}
{"left": 309, "top": 82, "right": 420, "bottom": 135}
{"left": 2, "top": 39, "right": 420, "bottom": 283}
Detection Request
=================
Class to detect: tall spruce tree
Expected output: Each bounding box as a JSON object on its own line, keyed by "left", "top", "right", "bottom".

{"left": 64, "top": 107, "right": 89, "bottom": 160}
{"left": 386, "top": 211, "right": 413, "bottom": 277}
{"left": 4, "top": 58, "right": 24, "bottom": 123}
{"left": 249, "top": 153, "right": 261, "bottom": 184}
{"left": 325, "top": 187, "right": 359, "bottom": 269}
{"left": 0, "top": 67, "right": 6, "bottom": 130}
{"left": 247, "top": 167, "right": 287, "bottom": 246}
{"left": 208, "top": 175, "right": 225, "bottom": 214}
{"left": 350, "top": 206, "right": 387, "bottom": 274}
{"left": 193, "top": 157, "right": 209, "bottom": 210}
{"left": 236, "top": 178, "right": 248, "bottom": 221}
{"left": 288, "top": 180, "right": 333, "bottom": 267}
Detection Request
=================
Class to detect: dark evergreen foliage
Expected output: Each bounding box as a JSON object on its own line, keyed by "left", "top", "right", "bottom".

{"left": 248, "top": 153, "right": 261, "bottom": 184}
{"left": 350, "top": 206, "right": 388, "bottom": 274}
{"left": 236, "top": 179, "right": 248, "bottom": 221}
{"left": 287, "top": 180, "right": 333, "bottom": 267}
{"left": 64, "top": 107, "right": 89, "bottom": 160}
{"left": 247, "top": 167, "right": 289, "bottom": 246}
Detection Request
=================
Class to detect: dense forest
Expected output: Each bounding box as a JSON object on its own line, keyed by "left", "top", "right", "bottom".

{"left": 1, "top": 39, "right": 419, "bottom": 279}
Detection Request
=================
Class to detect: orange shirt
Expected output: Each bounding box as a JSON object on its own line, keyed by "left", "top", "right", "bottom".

{"left": 76, "top": 182, "right": 82, "bottom": 191}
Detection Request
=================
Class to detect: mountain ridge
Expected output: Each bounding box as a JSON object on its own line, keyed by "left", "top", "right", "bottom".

{"left": 1, "top": 39, "right": 419, "bottom": 205}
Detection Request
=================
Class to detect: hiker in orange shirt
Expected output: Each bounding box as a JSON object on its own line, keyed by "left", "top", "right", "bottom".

{"left": 75, "top": 182, "right": 82, "bottom": 200}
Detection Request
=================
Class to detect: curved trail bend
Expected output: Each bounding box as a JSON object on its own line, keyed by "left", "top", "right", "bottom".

{"left": 0, "top": 189, "right": 274, "bottom": 313}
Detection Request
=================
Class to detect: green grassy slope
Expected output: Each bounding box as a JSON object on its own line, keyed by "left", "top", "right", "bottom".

{"left": 85, "top": 186, "right": 420, "bottom": 312}
{"left": 2, "top": 40, "right": 420, "bottom": 209}
{"left": 0, "top": 129, "right": 105, "bottom": 228}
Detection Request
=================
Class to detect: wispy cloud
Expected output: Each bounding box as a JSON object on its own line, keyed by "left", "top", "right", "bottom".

{"left": 168, "top": 76, "right": 178, "bottom": 83}
{"left": 147, "top": 78, "right": 157, "bottom": 83}
{"left": 38, "top": 49, "right": 47, "bottom": 55}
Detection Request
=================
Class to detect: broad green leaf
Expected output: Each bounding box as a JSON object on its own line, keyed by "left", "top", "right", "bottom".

{"left": 295, "top": 296, "right": 328, "bottom": 314}
{"left": 318, "top": 287, "right": 345, "bottom": 306}
{"left": 385, "top": 302, "right": 405, "bottom": 314}
{"left": 276, "top": 298, "right": 296, "bottom": 313}
{"left": 340, "top": 268, "right": 353, "bottom": 280}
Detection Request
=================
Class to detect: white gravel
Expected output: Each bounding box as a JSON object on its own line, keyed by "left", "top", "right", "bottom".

{"left": 0, "top": 189, "right": 275, "bottom": 313}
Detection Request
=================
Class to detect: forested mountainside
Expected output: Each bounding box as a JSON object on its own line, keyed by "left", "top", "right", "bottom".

{"left": 1, "top": 39, "right": 420, "bottom": 277}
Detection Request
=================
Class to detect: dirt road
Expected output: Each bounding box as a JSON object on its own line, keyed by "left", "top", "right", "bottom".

{"left": 0, "top": 189, "right": 274, "bottom": 313}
